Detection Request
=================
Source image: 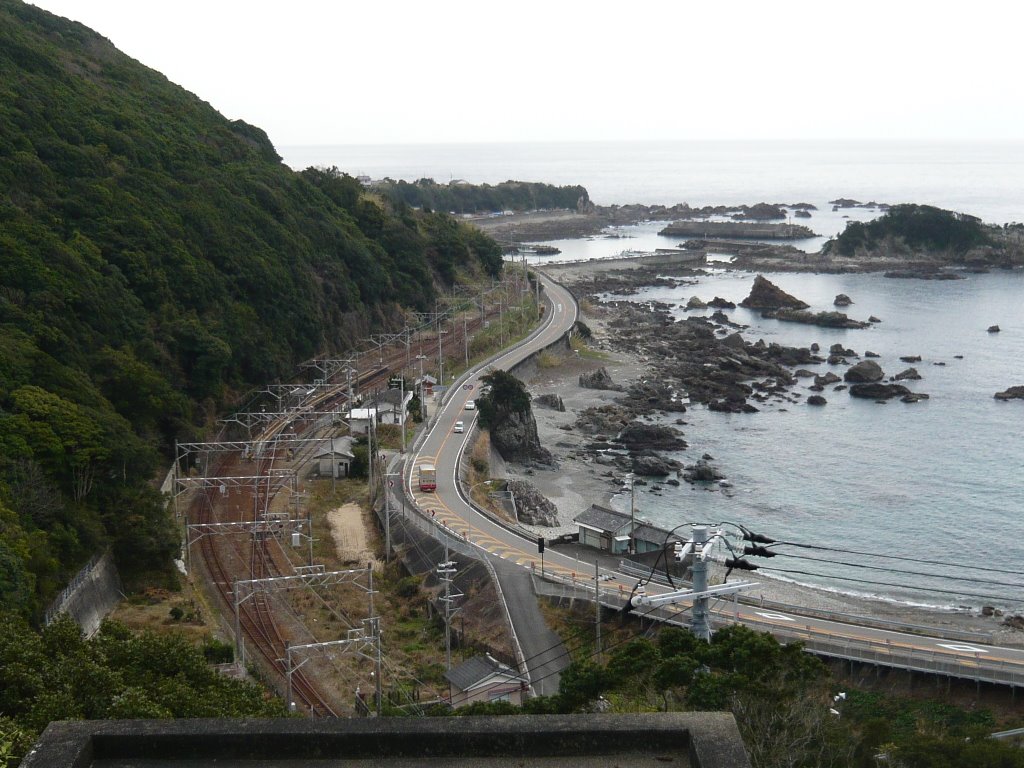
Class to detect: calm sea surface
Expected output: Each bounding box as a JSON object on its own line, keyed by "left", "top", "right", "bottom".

{"left": 285, "top": 141, "right": 1024, "bottom": 609}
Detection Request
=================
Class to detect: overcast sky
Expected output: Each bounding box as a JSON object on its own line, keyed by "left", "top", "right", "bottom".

{"left": 29, "top": 0, "right": 1024, "bottom": 147}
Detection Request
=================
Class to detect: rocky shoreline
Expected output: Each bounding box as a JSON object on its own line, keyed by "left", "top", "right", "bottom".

{"left": 496, "top": 259, "right": 1024, "bottom": 644}
{"left": 472, "top": 201, "right": 1024, "bottom": 274}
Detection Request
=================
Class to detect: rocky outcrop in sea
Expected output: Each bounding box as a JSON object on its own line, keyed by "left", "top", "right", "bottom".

{"left": 739, "top": 275, "right": 810, "bottom": 310}
{"left": 995, "top": 386, "right": 1024, "bottom": 400}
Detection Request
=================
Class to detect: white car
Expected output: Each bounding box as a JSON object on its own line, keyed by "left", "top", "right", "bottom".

{"left": 454, "top": 420, "right": 465, "bottom": 433}
{"left": 464, "top": 400, "right": 476, "bottom": 410}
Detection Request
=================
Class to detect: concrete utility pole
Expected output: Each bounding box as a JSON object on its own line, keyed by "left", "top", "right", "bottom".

{"left": 626, "top": 473, "right": 636, "bottom": 556}
{"left": 690, "top": 526, "right": 711, "bottom": 641}
{"left": 595, "top": 560, "right": 602, "bottom": 662}
{"left": 415, "top": 354, "right": 428, "bottom": 422}
{"left": 397, "top": 374, "right": 407, "bottom": 454}
{"left": 437, "top": 543, "right": 461, "bottom": 671}
{"left": 383, "top": 474, "right": 391, "bottom": 564}
{"left": 345, "top": 366, "right": 356, "bottom": 410}
{"left": 437, "top": 320, "right": 448, "bottom": 398}
{"left": 367, "top": 413, "right": 375, "bottom": 505}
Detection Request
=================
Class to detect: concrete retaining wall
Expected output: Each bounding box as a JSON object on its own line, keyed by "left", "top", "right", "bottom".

{"left": 44, "top": 549, "right": 123, "bottom": 637}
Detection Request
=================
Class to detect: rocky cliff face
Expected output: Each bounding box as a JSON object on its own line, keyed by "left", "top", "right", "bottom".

{"left": 506, "top": 480, "right": 559, "bottom": 526}
{"left": 490, "top": 406, "right": 556, "bottom": 468}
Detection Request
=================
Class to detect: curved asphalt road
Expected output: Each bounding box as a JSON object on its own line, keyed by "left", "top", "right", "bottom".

{"left": 407, "top": 272, "right": 1024, "bottom": 692}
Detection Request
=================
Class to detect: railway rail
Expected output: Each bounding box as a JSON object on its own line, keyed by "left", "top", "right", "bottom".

{"left": 187, "top": 290, "right": 524, "bottom": 714}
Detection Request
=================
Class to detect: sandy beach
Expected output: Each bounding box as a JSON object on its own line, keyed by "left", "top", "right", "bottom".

{"left": 498, "top": 261, "right": 1024, "bottom": 646}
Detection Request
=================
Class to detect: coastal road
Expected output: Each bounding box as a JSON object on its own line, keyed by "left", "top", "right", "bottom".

{"left": 407, "top": 271, "right": 1024, "bottom": 691}
{"left": 405, "top": 273, "right": 578, "bottom": 693}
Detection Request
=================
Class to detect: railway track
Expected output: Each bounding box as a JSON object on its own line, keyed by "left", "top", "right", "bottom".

{"left": 191, "top": 449, "right": 335, "bottom": 715}
{"left": 188, "top": 291, "right": 527, "bottom": 714}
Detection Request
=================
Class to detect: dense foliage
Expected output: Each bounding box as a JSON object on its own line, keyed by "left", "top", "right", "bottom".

{"left": 375, "top": 178, "right": 590, "bottom": 215}
{"left": 449, "top": 624, "right": 1024, "bottom": 768}
{"left": 0, "top": 0, "right": 503, "bottom": 616}
{"left": 828, "top": 204, "right": 991, "bottom": 257}
{"left": 0, "top": 615, "right": 286, "bottom": 765}
{"left": 475, "top": 369, "right": 531, "bottom": 429}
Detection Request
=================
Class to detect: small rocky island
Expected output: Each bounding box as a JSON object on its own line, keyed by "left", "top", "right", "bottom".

{"left": 740, "top": 276, "right": 872, "bottom": 328}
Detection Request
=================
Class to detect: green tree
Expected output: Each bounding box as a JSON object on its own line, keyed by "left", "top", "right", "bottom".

{"left": 0, "top": 0, "right": 509, "bottom": 616}
{"left": 557, "top": 660, "right": 609, "bottom": 711}
{"left": 605, "top": 637, "right": 660, "bottom": 692}
{"left": 476, "top": 369, "right": 531, "bottom": 429}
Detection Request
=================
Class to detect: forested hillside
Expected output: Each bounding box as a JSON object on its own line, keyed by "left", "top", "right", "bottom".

{"left": 0, "top": 0, "right": 502, "bottom": 618}
{"left": 826, "top": 204, "right": 993, "bottom": 258}
{"left": 375, "top": 177, "right": 590, "bottom": 215}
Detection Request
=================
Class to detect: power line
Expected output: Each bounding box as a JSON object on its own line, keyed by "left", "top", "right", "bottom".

{"left": 768, "top": 539, "right": 1023, "bottom": 577}
{"left": 770, "top": 550, "right": 1024, "bottom": 590}
{"left": 756, "top": 565, "right": 1024, "bottom": 605}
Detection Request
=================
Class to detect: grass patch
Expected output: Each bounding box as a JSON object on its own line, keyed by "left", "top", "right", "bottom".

{"left": 569, "top": 333, "right": 608, "bottom": 361}
{"left": 536, "top": 349, "right": 563, "bottom": 368}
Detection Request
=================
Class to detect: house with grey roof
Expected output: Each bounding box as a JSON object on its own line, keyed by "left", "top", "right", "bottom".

{"left": 444, "top": 654, "right": 527, "bottom": 708}
{"left": 313, "top": 436, "right": 355, "bottom": 479}
{"left": 372, "top": 388, "right": 413, "bottom": 426}
{"left": 573, "top": 504, "right": 681, "bottom": 555}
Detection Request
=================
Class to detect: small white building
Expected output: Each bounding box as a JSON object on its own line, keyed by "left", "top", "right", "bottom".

{"left": 445, "top": 655, "right": 527, "bottom": 708}
{"left": 347, "top": 407, "right": 377, "bottom": 436}
{"left": 314, "top": 437, "right": 355, "bottom": 479}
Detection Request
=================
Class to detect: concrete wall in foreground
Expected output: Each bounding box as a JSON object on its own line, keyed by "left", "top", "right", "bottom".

{"left": 24, "top": 712, "right": 751, "bottom": 768}
{"left": 44, "top": 549, "right": 123, "bottom": 637}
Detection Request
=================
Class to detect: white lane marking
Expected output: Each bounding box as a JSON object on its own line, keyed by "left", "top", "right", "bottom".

{"left": 937, "top": 643, "right": 989, "bottom": 653}
{"left": 756, "top": 612, "right": 795, "bottom": 621}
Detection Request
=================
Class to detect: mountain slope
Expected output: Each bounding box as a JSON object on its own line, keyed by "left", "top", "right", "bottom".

{"left": 0, "top": 0, "right": 501, "bottom": 615}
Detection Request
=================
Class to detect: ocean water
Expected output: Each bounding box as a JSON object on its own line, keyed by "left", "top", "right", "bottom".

{"left": 605, "top": 270, "right": 1024, "bottom": 610}
{"left": 283, "top": 140, "right": 1024, "bottom": 609}
{"left": 282, "top": 140, "right": 1024, "bottom": 225}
